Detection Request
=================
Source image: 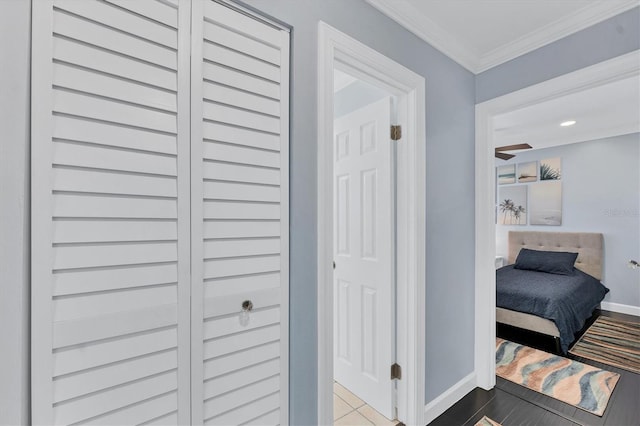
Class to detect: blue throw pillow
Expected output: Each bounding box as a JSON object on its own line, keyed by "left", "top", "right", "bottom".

{"left": 513, "top": 248, "right": 578, "bottom": 275}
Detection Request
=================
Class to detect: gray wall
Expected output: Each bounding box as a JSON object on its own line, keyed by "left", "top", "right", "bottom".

{"left": 243, "top": 1, "right": 476, "bottom": 422}
{"left": 476, "top": 6, "right": 640, "bottom": 103}
{"left": 0, "top": 0, "right": 31, "bottom": 425}
{"left": 496, "top": 134, "right": 640, "bottom": 308}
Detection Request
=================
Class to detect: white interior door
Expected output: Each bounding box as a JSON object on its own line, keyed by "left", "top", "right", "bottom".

{"left": 333, "top": 97, "right": 395, "bottom": 419}
{"left": 31, "top": 0, "right": 191, "bottom": 424}
{"left": 190, "top": 1, "right": 290, "bottom": 425}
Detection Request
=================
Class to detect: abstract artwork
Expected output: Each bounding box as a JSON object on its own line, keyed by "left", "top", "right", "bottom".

{"left": 540, "top": 157, "right": 561, "bottom": 180}
{"left": 497, "top": 164, "right": 516, "bottom": 185}
{"left": 518, "top": 161, "right": 537, "bottom": 183}
{"left": 530, "top": 181, "right": 562, "bottom": 225}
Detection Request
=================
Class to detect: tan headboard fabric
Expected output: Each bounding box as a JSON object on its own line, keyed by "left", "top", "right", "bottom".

{"left": 508, "top": 231, "right": 603, "bottom": 280}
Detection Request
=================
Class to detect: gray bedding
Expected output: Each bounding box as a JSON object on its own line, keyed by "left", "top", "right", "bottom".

{"left": 496, "top": 265, "right": 609, "bottom": 352}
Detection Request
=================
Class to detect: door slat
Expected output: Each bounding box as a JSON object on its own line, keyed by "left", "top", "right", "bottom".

{"left": 53, "top": 303, "right": 178, "bottom": 348}
{"left": 54, "top": 0, "right": 177, "bottom": 49}
{"left": 52, "top": 10, "right": 176, "bottom": 69}
{"left": 203, "top": 62, "right": 279, "bottom": 100}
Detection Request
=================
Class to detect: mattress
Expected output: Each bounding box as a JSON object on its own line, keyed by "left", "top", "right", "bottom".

{"left": 496, "top": 265, "right": 608, "bottom": 352}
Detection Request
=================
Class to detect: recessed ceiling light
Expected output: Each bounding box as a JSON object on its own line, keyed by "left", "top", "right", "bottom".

{"left": 560, "top": 120, "right": 576, "bottom": 127}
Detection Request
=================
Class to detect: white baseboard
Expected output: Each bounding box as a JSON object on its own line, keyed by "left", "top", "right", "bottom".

{"left": 424, "top": 372, "right": 476, "bottom": 425}
{"left": 600, "top": 301, "right": 640, "bottom": 317}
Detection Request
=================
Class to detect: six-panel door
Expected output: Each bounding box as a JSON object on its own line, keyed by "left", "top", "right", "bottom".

{"left": 333, "top": 97, "right": 395, "bottom": 419}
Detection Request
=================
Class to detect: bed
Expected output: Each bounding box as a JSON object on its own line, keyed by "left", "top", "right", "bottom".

{"left": 496, "top": 231, "right": 609, "bottom": 353}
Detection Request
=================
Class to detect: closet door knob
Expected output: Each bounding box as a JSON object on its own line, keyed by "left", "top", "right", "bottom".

{"left": 242, "top": 300, "right": 253, "bottom": 311}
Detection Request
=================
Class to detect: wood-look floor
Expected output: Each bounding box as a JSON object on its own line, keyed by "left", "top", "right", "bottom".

{"left": 428, "top": 310, "right": 640, "bottom": 426}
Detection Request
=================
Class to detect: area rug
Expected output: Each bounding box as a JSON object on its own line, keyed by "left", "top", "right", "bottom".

{"left": 569, "top": 316, "right": 640, "bottom": 374}
{"left": 474, "top": 416, "right": 502, "bottom": 426}
{"left": 496, "top": 338, "right": 620, "bottom": 416}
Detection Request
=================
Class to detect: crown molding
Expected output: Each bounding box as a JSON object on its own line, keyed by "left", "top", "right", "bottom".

{"left": 366, "top": 0, "right": 640, "bottom": 74}
{"left": 477, "top": 0, "right": 640, "bottom": 72}
{"left": 365, "top": 0, "right": 479, "bottom": 73}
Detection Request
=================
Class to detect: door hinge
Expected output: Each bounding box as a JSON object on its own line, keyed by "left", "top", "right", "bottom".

{"left": 390, "top": 363, "right": 402, "bottom": 380}
{"left": 390, "top": 125, "right": 402, "bottom": 141}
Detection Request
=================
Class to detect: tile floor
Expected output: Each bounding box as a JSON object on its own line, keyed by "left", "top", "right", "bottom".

{"left": 333, "top": 382, "right": 400, "bottom": 426}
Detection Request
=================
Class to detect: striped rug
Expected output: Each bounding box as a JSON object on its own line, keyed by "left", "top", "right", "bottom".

{"left": 569, "top": 316, "right": 640, "bottom": 374}
{"left": 474, "top": 416, "right": 502, "bottom": 426}
{"left": 496, "top": 338, "right": 620, "bottom": 416}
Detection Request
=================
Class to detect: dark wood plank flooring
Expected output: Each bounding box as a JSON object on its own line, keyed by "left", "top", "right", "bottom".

{"left": 428, "top": 310, "right": 640, "bottom": 426}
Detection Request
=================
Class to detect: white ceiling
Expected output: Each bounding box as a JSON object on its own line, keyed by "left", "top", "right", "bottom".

{"left": 366, "top": 0, "right": 639, "bottom": 73}
{"left": 493, "top": 75, "right": 640, "bottom": 151}
{"left": 334, "top": 69, "right": 358, "bottom": 92}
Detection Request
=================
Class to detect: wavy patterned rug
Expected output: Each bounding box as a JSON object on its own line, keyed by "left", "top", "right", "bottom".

{"left": 474, "top": 415, "right": 502, "bottom": 426}
{"left": 569, "top": 316, "right": 640, "bottom": 374}
{"left": 496, "top": 338, "right": 620, "bottom": 416}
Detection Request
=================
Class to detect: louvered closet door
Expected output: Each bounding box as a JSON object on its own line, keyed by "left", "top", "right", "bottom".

{"left": 31, "top": 1, "right": 191, "bottom": 424}
{"left": 190, "top": 1, "right": 290, "bottom": 424}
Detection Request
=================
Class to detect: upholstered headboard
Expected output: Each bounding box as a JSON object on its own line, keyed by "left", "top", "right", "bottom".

{"left": 508, "top": 231, "right": 604, "bottom": 280}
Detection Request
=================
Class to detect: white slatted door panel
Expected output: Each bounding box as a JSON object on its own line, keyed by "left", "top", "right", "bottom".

{"left": 31, "top": 1, "right": 191, "bottom": 424}
{"left": 191, "top": 2, "right": 289, "bottom": 424}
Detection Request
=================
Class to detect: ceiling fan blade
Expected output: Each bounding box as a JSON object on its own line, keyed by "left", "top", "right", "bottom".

{"left": 495, "top": 152, "right": 515, "bottom": 160}
{"left": 495, "top": 143, "right": 532, "bottom": 152}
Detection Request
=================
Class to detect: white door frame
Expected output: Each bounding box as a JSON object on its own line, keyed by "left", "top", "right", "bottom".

{"left": 317, "top": 22, "right": 426, "bottom": 426}
{"left": 474, "top": 50, "right": 640, "bottom": 389}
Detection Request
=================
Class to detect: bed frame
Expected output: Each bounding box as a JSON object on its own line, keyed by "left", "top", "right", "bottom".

{"left": 496, "top": 231, "right": 604, "bottom": 352}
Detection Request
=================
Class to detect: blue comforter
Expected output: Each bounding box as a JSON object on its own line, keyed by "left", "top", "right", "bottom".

{"left": 496, "top": 265, "right": 609, "bottom": 352}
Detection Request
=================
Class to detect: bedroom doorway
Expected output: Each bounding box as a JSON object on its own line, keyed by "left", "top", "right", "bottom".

{"left": 474, "top": 51, "right": 640, "bottom": 390}
{"left": 317, "top": 22, "right": 426, "bottom": 426}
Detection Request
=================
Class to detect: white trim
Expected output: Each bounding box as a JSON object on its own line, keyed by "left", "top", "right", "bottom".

{"left": 189, "top": 1, "right": 205, "bottom": 422}
{"left": 365, "top": 0, "right": 639, "bottom": 74}
{"left": 474, "top": 50, "right": 640, "bottom": 390}
{"left": 0, "top": 1, "right": 30, "bottom": 423}
{"left": 423, "top": 373, "right": 477, "bottom": 425}
{"left": 474, "top": 102, "right": 497, "bottom": 391}
{"left": 478, "top": 0, "right": 640, "bottom": 72}
{"left": 278, "top": 28, "right": 291, "bottom": 426}
{"left": 176, "top": 1, "right": 192, "bottom": 423}
{"left": 30, "top": 2, "right": 55, "bottom": 423}
{"left": 317, "top": 22, "right": 426, "bottom": 426}
{"left": 365, "top": 0, "right": 478, "bottom": 72}
{"left": 601, "top": 302, "right": 640, "bottom": 317}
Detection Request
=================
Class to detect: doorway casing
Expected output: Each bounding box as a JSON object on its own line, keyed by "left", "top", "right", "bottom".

{"left": 474, "top": 50, "right": 640, "bottom": 389}
{"left": 317, "top": 22, "right": 426, "bottom": 426}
